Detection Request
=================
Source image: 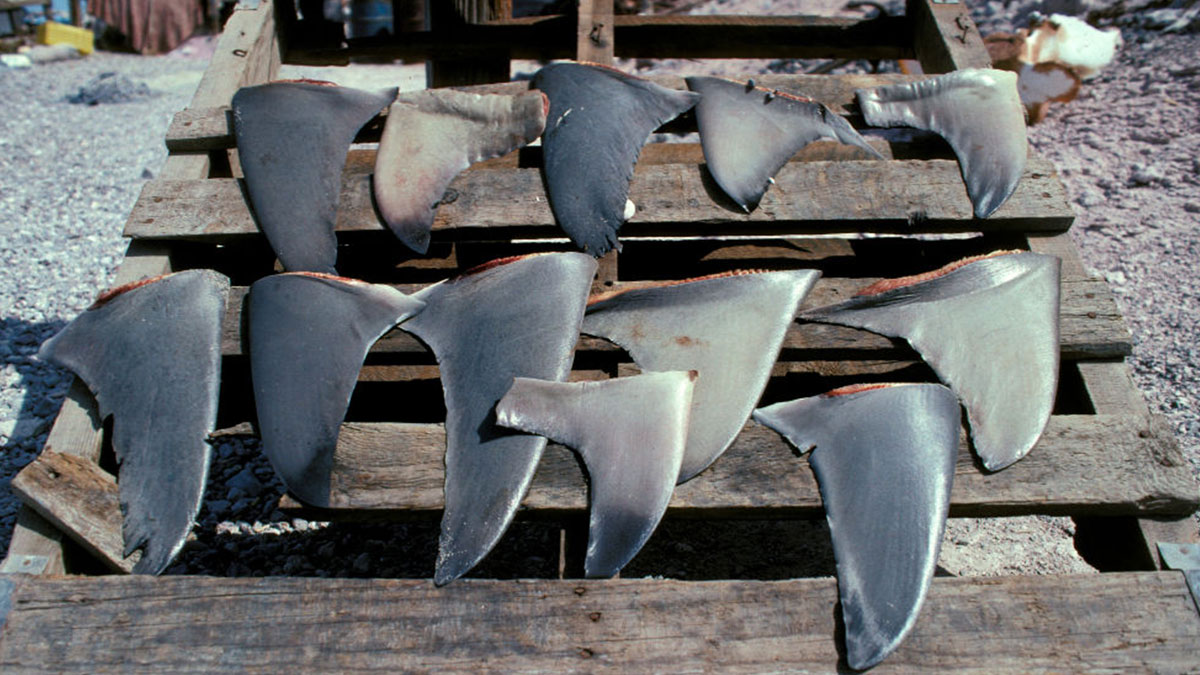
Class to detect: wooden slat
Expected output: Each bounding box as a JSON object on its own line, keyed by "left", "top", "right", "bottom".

{"left": 9, "top": 451, "right": 135, "bottom": 574}
{"left": 575, "top": 0, "right": 613, "bottom": 65}
{"left": 908, "top": 0, "right": 992, "bottom": 74}
{"left": 214, "top": 276, "right": 1130, "bottom": 360}
{"left": 0, "top": 573, "right": 1196, "bottom": 671}
{"left": 165, "top": 73, "right": 929, "bottom": 151}
{"left": 125, "top": 157, "right": 1073, "bottom": 241}
{"left": 284, "top": 13, "right": 915, "bottom": 65}
{"left": 262, "top": 414, "right": 1197, "bottom": 518}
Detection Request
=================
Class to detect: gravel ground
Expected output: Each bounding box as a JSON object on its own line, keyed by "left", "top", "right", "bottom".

{"left": 0, "top": 1, "right": 1196, "bottom": 579}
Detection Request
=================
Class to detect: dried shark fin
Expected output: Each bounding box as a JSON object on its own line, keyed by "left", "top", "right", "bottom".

{"left": 232, "top": 81, "right": 398, "bottom": 273}
{"left": 798, "top": 251, "right": 1060, "bottom": 470}
{"left": 374, "top": 89, "right": 549, "bottom": 254}
{"left": 402, "top": 252, "right": 598, "bottom": 585}
{"left": 583, "top": 269, "right": 820, "bottom": 482}
{"left": 532, "top": 62, "right": 700, "bottom": 256}
{"left": 37, "top": 270, "right": 230, "bottom": 574}
{"left": 753, "top": 383, "right": 960, "bottom": 671}
{"left": 247, "top": 273, "right": 425, "bottom": 507}
{"left": 495, "top": 371, "right": 694, "bottom": 578}
{"left": 855, "top": 69, "right": 1027, "bottom": 218}
{"left": 686, "top": 76, "right": 883, "bottom": 211}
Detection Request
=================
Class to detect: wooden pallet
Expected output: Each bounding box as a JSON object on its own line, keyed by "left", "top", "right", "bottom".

{"left": 2, "top": 0, "right": 1197, "bottom": 670}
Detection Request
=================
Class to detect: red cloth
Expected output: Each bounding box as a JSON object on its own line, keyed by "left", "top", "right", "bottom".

{"left": 91, "top": 0, "right": 204, "bottom": 54}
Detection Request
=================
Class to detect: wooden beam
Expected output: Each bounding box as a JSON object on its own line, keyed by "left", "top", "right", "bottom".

{"left": 0, "top": 573, "right": 1196, "bottom": 671}
{"left": 261, "top": 414, "right": 1197, "bottom": 518}
{"left": 125, "top": 156, "right": 1074, "bottom": 242}
{"left": 425, "top": 0, "right": 511, "bottom": 87}
{"left": 576, "top": 0, "right": 613, "bottom": 65}
{"left": 211, "top": 275, "right": 1130, "bottom": 359}
{"left": 907, "top": 0, "right": 992, "bottom": 74}
{"left": 285, "top": 13, "right": 916, "bottom": 64}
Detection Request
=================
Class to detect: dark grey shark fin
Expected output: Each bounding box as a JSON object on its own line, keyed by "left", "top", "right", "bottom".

{"left": 402, "top": 253, "right": 598, "bottom": 585}
{"left": 37, "top": 270, "right": 230, "bottom": 574}
{"left": 232, "top": 80, "right": 398, "bottom": 273}
{"left": 495, "top": 371, "right": 694, "bottom": 578}
{"left": 583, "top": 269, "right": 820, "bottom": 482}
{"left": 374, "top": 89, "right": 548, "bottom": 254}
{"left": 532, "top": 62, "right": 700, "bottom": 256}
{"left": 753, "top": 382, "right": 960, "bottom": 670}
{"left": 686, "top": 75, "right": 882, "bottom": 211}
{"left": 248, "top": 272, "right": 425, "bottom": 507}
{"left": 855, "top": 69, "right": 1027, "bottom": 218}
{"left": 799, "top": 251, "right": 1060, "bottom": 470}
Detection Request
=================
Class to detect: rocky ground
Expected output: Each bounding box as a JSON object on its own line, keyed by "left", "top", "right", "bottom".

{"left": 0, "top": 1, "right": 1195, "bottom": 579}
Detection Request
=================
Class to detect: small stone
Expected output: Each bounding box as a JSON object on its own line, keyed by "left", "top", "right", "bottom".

{"left": 353, "top": 553, "right": 371, "bottom": 573}
{"left": 292, "top": 518, "right": 310, "bottom": 531}
{"left": 1129, "top": 165, "right": 1165, "bottom": 186}
{"left": 1184, "top": 202, "right": 1200, "bottom": 213}
{"left": 206, "top": 499, "right": 230, "bottom": 515}
{"left": 226, "top": 467, "right": 264, "bottom": 497}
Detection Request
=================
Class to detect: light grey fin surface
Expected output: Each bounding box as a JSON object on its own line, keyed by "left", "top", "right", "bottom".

{"left": 374, "top": 89, "right": 548, "bottom": 254}
{"left": 753, "top": 383, "right": 960, "bottom": 670}
{"left": 855, "top": 69, "right": 1026, "bottom": 218}
{"left": 495, "top": 372, "right": 694, "bottom": 578}
{"left": 232, "top": 81, "right": 398, "bottom": 273}
{"left": 403, "top": 253, "right": 598, "bottom": 585}
{"left": 799, "top": 251, "right": 1060, "bottom": 470}
{"left": 583, "top": 269, "right": 820, "bottom": 482}
{"left": 532, "top": 62, "right": 700, "bottom": 256}
{"left": 247, "top": 273, "right": 425, "bottom": 507}
{"left": 37, "top": 270, "right": 230, "bottom": 574}
{"left": 686, "top": 76, "right": 883, "bottom": 211}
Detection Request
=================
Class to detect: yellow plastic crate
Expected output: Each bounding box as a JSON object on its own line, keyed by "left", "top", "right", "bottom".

{"left": 36, "top": 21, "right": 93, "bottom": 55}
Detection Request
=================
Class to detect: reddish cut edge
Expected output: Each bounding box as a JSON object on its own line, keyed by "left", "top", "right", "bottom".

{"left": 823, "top": 382, "right": 909, "bottom": 397}
{"left": 272, "top": 78, "right": 339, "bottom": 87}
{"left": 450, "top": 253, "right": 552, "bottom": 281}
{"left": 853, "top": 250, "right": 1023, "bottom": 297}
{"left": 586, "top": 269, "right": 771, "bottom": 306}
{"left": 281, "top": 271, "right": 369, "bottom": 286}
{"left": 91, "top": 273, "right": 173, "bottom": 308}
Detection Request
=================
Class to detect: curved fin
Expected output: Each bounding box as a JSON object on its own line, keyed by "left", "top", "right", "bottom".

{"left": 37, "top": 270, "right": 230, "bottom": 574}
{"left": 248, "top": 273, "right": 425, "bottom": 507}
{"left": 855, "top": 69, "right": 1026, "bottom": 218}
{"left": 232, "top": 81, "right": 398, "bottom": 273}
{"left": 583, "top": 270, "right": 820, "bottom": 482}
{"left": 402, "top": 253, "right": 598, "bottom": 585}
{"left": 753, "top": 383, "right": 960, "bottom": 670}
{"left": 374, "top": 89, "right": 548, "bottom": 254}
{"left": 495, "top": 371, "right": 694, "bottom": 578}
{"left": 799, "top": 251, "right": 1060, "bottom": 470}
{"left": 686, "top": 76, "right": 882, "bottom": 211}
{"left": 533, "top": 63, "right": 699, "bottom": 256}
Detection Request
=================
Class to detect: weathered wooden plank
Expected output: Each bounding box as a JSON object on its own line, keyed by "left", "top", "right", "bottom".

{"left": 9, "top": 450, "right": 136, "bottom": 574}
{"left": 264, "top": 414, "right": 1198, "bottom": 518}
{"left": 214, "top": 276, "right": 1130, "bottom": 359}
{"left": 426, "top": 0, "right": 512, "bottom": 87}
{"left": 125, "top": 157, "right": 1073, "bottom": 241}
{"left": 576, "top": 0, "right": 613, "bottom": 65}
{"left": 0, "top": 573, "right": 1195, "bottom": 671}
{"left": 284, "top": 13, "right": 915, "bottom": 65}
{"left": 164, "top": 73, "right": 928, "bottom": 151}
{"left": 908, "top": 0, "right": 993, "bottom": 74}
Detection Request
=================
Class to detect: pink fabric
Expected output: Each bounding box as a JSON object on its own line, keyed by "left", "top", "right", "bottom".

{"left": 91, "top": 0, "right": 203, "bottom": 54}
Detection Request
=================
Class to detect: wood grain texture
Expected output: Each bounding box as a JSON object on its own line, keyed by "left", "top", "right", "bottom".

{"left": 9, "top": 451, "right": 136, "bottom": 573}
{"left": 164, "top": 73, "right": 929, "bottom": 151}
{"left": 0, "top": 573, "right": 1195, "bottom": 672}
{"left": 908, "top": 0, "right": 993, "bottom": 74}
{"left": 283, "top": 13, "right": 915, "bottom": 65}
{"left": 267, "top": 414, "right": 1198, "bottom": 518}
{"left": 215, "top": 276, "right": 1130, "bottom": 359}
{"left": 124, "top": 157, "right": 1073, "bottom": 242}
{"left": 576, "top": 0, "right": 613, "bottom": 65}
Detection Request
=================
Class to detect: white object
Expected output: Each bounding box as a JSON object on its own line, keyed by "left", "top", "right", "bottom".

{"left": 1023, "top": 14, "right": 1122, "bottom": 80}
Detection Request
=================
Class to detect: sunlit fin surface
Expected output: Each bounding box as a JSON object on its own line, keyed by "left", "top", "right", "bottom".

{"left": 496, "top": 371, "right": 694, "bottom": 578}
{"left": 686, "top": 76, "right": 883, "bottom": 211}
{"left": 583, "top": 269, "right": 820, "bottom": 482}
{"left": 753, "top": 382, "right": 960, "bottom": 670}
{"left": 37, "top": 270, "right": 230, "bottom": 574}
{"left": 855, "top": 69, "right": 1027, "bottom": 218}
{"left": 232, "top": 81, "right": 398, "bottom": 273}
{"left": 799, "top": 251, "right": 1060, "bottom": 470}
{"left": 403, "top": 252, "right": 598, "bottom": 585}
{"left": 248, "top": 273, "right": 425, "bottom": 507}
{"left": 532, "top": 62, "right": 699, "bottom": 256}
{"left": 374, "top": 89, "right": 548, "bottom": 254}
